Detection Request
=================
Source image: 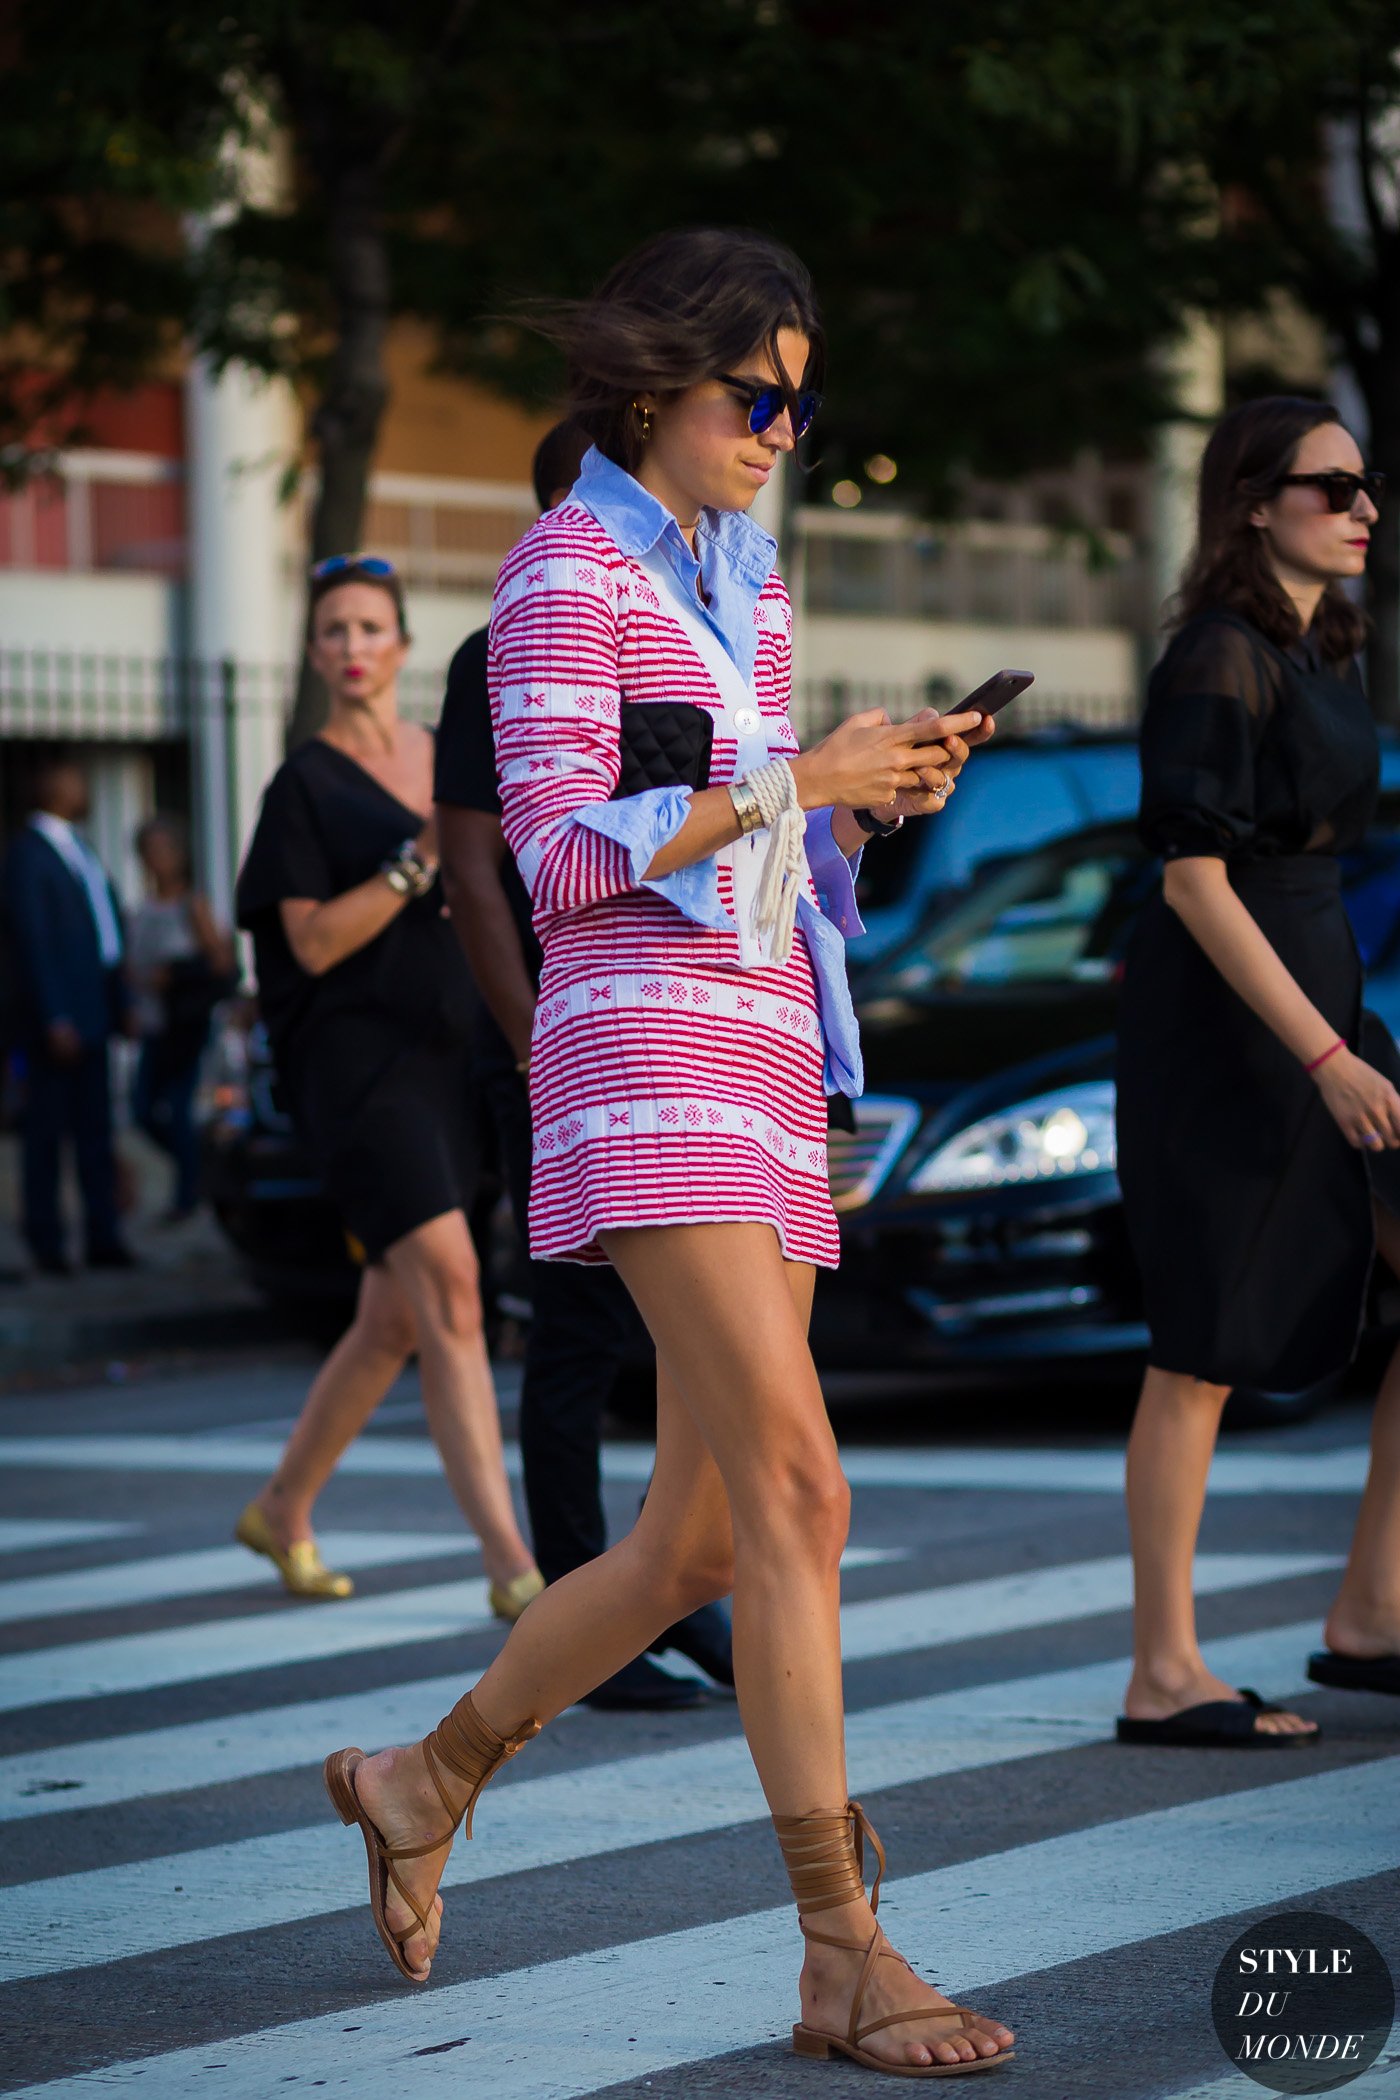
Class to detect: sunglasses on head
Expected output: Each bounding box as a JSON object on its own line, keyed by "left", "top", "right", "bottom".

{"left": 310, "top": 553, "right": 399, "bottom": 581}
{"left": 716, "top": 374, "right": 822, "bottom": 440}
{"left": 1276, "top": 470, "right": 1386, "bottom": 513}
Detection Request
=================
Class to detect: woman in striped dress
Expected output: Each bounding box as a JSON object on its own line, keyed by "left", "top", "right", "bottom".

{"left": 325, "top": 229, "right": 1014, "bottom": 2079}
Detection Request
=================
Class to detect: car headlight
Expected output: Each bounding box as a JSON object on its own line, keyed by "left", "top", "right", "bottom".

{"left": 907, "top": 1081, "right": 1117, "bottom": 1194}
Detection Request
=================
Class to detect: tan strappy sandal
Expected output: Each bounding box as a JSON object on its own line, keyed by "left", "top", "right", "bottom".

{"left": 774, "top": 1802, "right": 1014, "bottom": 2079}
{"left": 323, "top": 1691, "right": 540, "bottom": 1983}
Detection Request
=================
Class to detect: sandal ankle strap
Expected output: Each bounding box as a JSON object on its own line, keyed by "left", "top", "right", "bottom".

{"left": 421, "top": 1691, "right": 541, "bottom": 1839}
{"left": 772, "top": 1799, "right": 885, "bottom": 1917}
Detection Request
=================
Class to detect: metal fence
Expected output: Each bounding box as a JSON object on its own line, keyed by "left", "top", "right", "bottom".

{"left": 0, "top": 653, "right": 451, "bottom": 743}
{"left": 0, "top": 650, "right": 1139, "bottom": 748}
{"left": 0, "top": 454, "right": 185, "bottom": 577}
{"left": 795, "top": 509, "right": 1153, "bottom": 634}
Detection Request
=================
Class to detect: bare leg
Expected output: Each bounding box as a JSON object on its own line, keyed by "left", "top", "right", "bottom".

{"left": 1124, "top": 1364, "right": 1313, "bottom": 1734}
{"left": 353, "top": 1355, "right": 735, "bottom": 1974}
{"left": 382, "top": 1209, "right": 536, "bottom": 1589}
{"left": 252, "top": 1264, "right": 416, "bottom": 1550}
{"left": 353, "top": 1224, "right": 1012, "bottom": 2066}
{"left": 1325, "top": 1203, "right": 1400, "bottom": 1658}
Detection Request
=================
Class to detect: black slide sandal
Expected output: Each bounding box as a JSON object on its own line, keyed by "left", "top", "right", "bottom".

{"left": 1116, "top": 1687, "right": 1322, "bottom": 1748}
{"left": 1308, "top": 1650, "right": 1400, "bottom": 1697}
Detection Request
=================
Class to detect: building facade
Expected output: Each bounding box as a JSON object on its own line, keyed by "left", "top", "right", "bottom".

{"left": 0, "top": 328, "right": 1159, "bottom": 914}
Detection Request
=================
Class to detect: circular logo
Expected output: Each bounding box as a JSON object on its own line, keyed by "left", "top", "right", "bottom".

{"left": 1212, "top": 1911, "right": 1394, "bottom": 2092}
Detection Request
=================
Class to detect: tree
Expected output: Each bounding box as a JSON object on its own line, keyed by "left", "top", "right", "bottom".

{"left": 7, "top": 1, "right": 1399, "bottom": 716}
{"left": 883, "top": 0, "right": 1400, "bottom": 711}
{"left": 0, "top": 0, "right": 767, "bottom": 737}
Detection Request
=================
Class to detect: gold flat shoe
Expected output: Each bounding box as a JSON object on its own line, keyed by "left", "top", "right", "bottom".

{"left": 488, "top": 1567, "right": 545, "bottom": 1623}
{"left": 234, "top": 1501, "right": 354, "bottom": 1600}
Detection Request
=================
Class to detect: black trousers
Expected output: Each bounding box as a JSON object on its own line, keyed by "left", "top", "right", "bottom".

{"left": 483, "top": 1052, "right": 645, "bottom": 1585}
{"left": 21, "top": 1042, "right": 121, "bottom": 1262}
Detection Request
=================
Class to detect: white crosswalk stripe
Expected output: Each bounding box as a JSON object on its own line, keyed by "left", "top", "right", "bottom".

{"left": 1165, "top": 2075, "right": 1400, "bottom": 2100}
{"left": 0, "top": 1520, "right": 140, "bottom": 1551}
{"left": 0, "top": 1550, "right": 1332, "bottom": 1715}
{"left": 0, "top": 1431, "right": 1375, "bottom": 1494}
{"left": 0, "top": 1425, "right": 1380, "bottom": 2100}
{"left": 6, "top": 1757, "right": 1395, "bottom": 2100}
{"left": 0, "top": 1578, "right": 499, "bottom": 1712}
{"left": 0, "top": 1531, "right": 479, "bottom": 1626}
{"left": 0, "top": 1618, "right": 1328, "bottom": 1983}
{"left": 0, "top": 1562, "right": 1326, "bottom": 1824}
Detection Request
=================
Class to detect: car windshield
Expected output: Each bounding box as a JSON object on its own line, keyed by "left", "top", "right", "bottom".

{"left": 857, "top": 827, "right": 1150, "bottom": 997}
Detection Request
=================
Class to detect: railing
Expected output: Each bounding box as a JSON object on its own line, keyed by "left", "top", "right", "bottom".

{"left": 0, "top": 460, "right": 1152, "bottom": 647}
{"left": 0, "top": 653, "right": 447, "bottom": 742}
{"left": 357, "top": 473, "right": 538, "bottom": 592}
{"left": 0, "top": 649, "right": 1136, "bottom": 749}
{"left": 0, "top": 452, "right": 185, "bottom": 576}
{"left": 795, "top": 508, "right": 1152, "bottom": 633}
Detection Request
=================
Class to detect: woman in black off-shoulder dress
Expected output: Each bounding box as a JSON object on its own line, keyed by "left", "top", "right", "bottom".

{"left": 1115, "top": 397, "right": 1400, "bottom": 1747}
{"left": 232, "top": 555, "right": 541, "bottom": 1622}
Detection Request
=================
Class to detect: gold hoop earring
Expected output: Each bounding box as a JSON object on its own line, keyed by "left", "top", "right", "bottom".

{"left": 633, "top": 401, "right": 653, "bottom": 442}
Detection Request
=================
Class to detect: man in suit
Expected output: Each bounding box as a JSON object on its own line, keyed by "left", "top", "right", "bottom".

{"left": 3, "top": 757, "right": 135, "bottom": 1273}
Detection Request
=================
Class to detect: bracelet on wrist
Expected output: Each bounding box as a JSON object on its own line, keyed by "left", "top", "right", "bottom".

{"left": 380, "top": 838, "right": 436, "bottom": 899}
{"left": 852, "top": 806, "right": 904, "bottom": 839}
{"left": 728, "top": 779, "right": 765, "bottom": 836}
{"left": 1304, "top": 1037, "right": 1345, "bottom": 1075}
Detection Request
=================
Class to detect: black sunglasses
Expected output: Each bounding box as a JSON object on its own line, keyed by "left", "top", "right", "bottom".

{"left": 716, "top": 374, "right": 822, "bottom": 440}
{"left": 1276, "top": 470, "right": 1385, "bottom": 513}
{"left": 310, "top": 553, "right": 399, "bottom": 581}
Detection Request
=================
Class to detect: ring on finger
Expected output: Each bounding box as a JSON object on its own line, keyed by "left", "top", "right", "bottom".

{"left": 933, "top": 771, "right": 951, "bottom": 800}
{"left": 1363, "top": 1131, "right": 1384, "bottom": 1149}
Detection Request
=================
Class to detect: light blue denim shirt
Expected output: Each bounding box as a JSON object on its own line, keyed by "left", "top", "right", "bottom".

{"left": 567, "top": 446, "right": 866, "bottom": 1097}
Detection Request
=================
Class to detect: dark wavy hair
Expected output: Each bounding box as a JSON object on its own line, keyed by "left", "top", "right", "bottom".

{"left": 535, "top": 227, "right": 824, "bottom": 475}
{"left": 1171, "top": 395, "right": 1367, "bottom": 661}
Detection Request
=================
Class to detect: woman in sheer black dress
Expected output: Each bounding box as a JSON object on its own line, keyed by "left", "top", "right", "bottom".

{"left": 1115, "top": 397, "right": 1400, "bottom": 1746}
{"left": 233, "top": 557, "right": 541, "bottom": 1620}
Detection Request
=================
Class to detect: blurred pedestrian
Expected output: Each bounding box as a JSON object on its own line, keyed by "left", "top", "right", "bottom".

{"left": 127, "top": 815, "right": 237, "bottom": 1223}
{"left": 1116, "top": 395, "right": 1400, "bottom": 1747}
{"left": 437, "top": 418, "right": 732, "bottom": 1712}
{"left": 324, "top": 229, "right": 1014, "bottom": 2079}
{"left": 1, "top": 756, "right": 135, "bottom": 1274}
{"left": 233, "top": 555, "right": 541, "bottom": 1618}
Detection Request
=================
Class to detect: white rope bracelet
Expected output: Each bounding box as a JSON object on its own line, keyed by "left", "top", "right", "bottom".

{"left": 743, "top": 758, "right": 807, "bottom": 965}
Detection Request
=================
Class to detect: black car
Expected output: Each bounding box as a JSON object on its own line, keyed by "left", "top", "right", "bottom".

{"left": 206, "top": 807, "right": 1400, "bottom": 1415}
{"left": 203, "top": 1027, "right": 357, "bottom": 1305}
{"left": 817, "top": 821, "right": 1148, "bottom": 1376}
{"left": 815, "top": 805, "right": 1400, "bottom": 1416}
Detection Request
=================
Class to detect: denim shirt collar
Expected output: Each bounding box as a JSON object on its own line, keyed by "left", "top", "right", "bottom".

{"left": 571, "top": 445, "right": 777, "bottom": 678}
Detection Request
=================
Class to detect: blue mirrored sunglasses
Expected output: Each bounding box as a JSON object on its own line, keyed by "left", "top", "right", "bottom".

{"left": 309, "top": 553, "right": 398, "bottom": 581}
{"left": 716, "top": 375, "right": 822, "bottom": 440}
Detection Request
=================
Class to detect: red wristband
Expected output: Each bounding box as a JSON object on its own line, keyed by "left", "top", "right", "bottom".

{"left": 1304, "top": 1037, "right": 1345, "bottom": 1074}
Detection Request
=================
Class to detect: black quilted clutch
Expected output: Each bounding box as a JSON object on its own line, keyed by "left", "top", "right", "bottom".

{"left": 612, "top": 702, "right": 714, "bottom": 797}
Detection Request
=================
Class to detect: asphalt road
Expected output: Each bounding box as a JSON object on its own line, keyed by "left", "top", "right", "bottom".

{"left": 0, "top": 1354, "right": 1397, "bottom": 2100}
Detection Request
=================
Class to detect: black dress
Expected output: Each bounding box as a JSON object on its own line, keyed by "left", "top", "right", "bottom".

{"left": 236, "top": 739, "right": 478, "bottom": 1262}
{"left": 1116, "top": 607, "right": 1399, "bottom": 1391}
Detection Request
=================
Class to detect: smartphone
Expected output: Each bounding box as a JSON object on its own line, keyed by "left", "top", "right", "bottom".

{"left": 903, "top": 669, "right": 1035, "bottom": 746}
{"left": 963, "top": 668, "right": 1034, "bottom": 717}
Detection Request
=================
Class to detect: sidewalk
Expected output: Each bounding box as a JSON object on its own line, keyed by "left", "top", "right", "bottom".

{"left": 0, "top": 1126, "right": 301, "bottom": 1386}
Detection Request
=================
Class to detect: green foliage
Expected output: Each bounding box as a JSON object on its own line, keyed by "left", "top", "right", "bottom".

{"left": 5, "top": 0, "right": 1400, "bottom": 515}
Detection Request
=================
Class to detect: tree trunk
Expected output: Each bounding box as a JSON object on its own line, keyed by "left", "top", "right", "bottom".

{"left": 1361, "top": 353, "right": 1400, "bottom": 726}
{"left": 286, "top": 159, "right": 392, "bottom": 748}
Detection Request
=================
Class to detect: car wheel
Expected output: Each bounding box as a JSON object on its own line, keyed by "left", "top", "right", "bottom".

{"left": 1224, "top": 1375, "right": 1338, "bottom": 1430}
